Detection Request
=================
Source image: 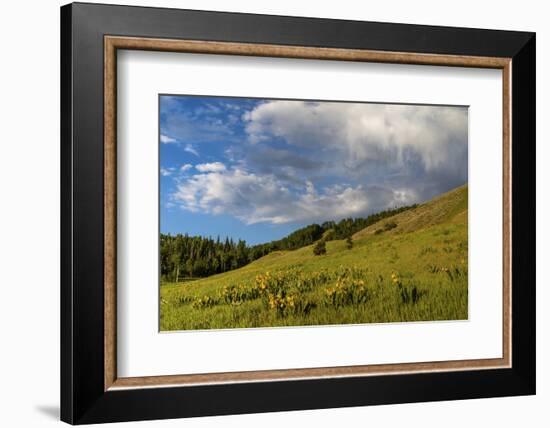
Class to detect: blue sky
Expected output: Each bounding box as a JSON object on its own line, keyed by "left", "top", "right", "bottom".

{"left": 160, "top": 95, "right": 468, "bottom": 245}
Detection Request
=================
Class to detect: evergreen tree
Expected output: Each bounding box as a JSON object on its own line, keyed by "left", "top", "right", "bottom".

{"left": 160, "top": 203, "right": 417, "bottom": 281}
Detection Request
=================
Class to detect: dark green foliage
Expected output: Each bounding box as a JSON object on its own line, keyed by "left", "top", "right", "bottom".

{"left": 345, "top": 236, "right": 353, "bottom": 249}
{"left": 160, "top": 234, "right": 251, "bottom": 281}
{"left": 327, "top": 205, "right": 413, "bottom": 240}
{"left": 397, "top": 283, "right": 421, "bottom": 304}
{"left": 249, "top": 223, "right": 324, "bottom": 259}
{"left": 161, "top": 204, "right": 417, "bottom": 281}
{"left": 384, "top": 221, "right": 398, "bottom": 231}
{"left": 313, "top": 240, "right": 327, "bottom": 256}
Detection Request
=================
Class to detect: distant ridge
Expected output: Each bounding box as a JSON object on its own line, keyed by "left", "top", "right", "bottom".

{"left": 352, "top": 184, "right": 468, "bottom": 240}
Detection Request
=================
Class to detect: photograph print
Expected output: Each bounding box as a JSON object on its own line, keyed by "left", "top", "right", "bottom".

{"left": 159, "top": 95, "right": 468, "bottom": 331}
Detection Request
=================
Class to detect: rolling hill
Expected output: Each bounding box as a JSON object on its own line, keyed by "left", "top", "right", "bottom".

{"left": 160, "top": 184, "right": 468, "bottom": 331}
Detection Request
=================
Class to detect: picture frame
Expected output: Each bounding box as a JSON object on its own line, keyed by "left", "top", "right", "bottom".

{"left": 60, "top": 2, "right": 535, "bottom": 424}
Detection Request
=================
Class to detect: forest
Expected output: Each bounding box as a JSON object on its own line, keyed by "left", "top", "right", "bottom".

{"left": 160, "top": 204, "right": 417, "bottom": 282}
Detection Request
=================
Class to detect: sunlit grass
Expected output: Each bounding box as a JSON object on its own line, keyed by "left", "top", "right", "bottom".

{"left": 160, "top": 187, "right": 468, "bottom": 331}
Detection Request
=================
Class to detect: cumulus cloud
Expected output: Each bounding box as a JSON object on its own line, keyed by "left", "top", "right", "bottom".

{"left": 180, "top": 163, "right": 193, "bottom": 172}
{"left": 166, "top": 98, "right": 467, "bottom": 226}
{"left": 195, "top": 162, "right": 226, "bottom": 173}
{"left": 173, "top": 168, "right": 417, "bottom": 225}
{"left": 243, "top": 100, "right": 467, "bottom": 179}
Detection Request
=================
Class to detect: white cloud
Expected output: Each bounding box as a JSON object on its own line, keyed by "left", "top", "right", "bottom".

{"left": 160, "top": 134, "right": 177, "bottom": 144}
{"left": 173, "top": 168, "right": 417, "bottom": 225}
{"left": 166, "top": 99, "right": 467, "bottom": 227}
{"left": 160, "top": 167, "right": 174, "bottom": 177}
{"left": 183, "top": 144, "right": 199, "bottom": 157}
{"left": 195, "top": 162, "right": 226, "bottom": 173}
{"left": 243, "top": 101, "right": 467, "bottom": 175}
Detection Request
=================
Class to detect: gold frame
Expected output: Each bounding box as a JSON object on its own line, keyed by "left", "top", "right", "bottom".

{"left": 104, "top": 36, "right": 512, "bottom": 391}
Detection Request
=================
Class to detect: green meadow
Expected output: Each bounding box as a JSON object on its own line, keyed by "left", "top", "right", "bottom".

{"left": 160, "top": 185, "right": 468, "bottom": 331}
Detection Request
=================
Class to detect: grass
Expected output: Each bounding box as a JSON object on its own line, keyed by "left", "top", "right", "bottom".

{"left": 160, "top": 185, "right": 468, "bottom": 331}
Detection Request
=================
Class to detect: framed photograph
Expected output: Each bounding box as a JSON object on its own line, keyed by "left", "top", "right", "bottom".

{"left": 61, "top": 2, "right": 535, "bottom": 424}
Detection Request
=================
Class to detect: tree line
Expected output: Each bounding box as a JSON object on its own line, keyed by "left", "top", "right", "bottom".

{"left": 161, "top": 203, "right": 417, "bottom": 282}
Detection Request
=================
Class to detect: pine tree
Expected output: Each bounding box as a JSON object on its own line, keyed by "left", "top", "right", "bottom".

{"left": 159, "top": 203, "right": 419, "bottom": 281}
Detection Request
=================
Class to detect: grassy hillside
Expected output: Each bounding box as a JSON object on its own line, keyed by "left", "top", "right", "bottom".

{"left": 353, "top": 184, "right": 468, "bottom": 239}
{"left": 160, "top": 185, "right": 468, "bottom": 331}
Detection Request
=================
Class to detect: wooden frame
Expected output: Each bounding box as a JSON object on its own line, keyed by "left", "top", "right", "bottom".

{"left": 104, "top": 36, "right": 513, "bottom": 390}
{"left": 62, "top": 2, "right": 535, "bottom": 424}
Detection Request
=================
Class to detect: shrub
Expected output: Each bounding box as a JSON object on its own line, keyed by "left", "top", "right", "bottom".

{"left": 384, "top": 221, "right": 398, "bottom": 231}
{"left": 254, "top": 271, "right": 289, "bottom": 295}
{"left": 266, "top": 290, "right": 316, "bottom": 317}
{"left": 313, "top": 239, "right": 326, "bottom": 256}
{"left": 345, "top": 236, "right": 353, "bottom": 249}
{"left": 192, "top": 295, "right": 218, "bottom": 309}
{"left": 325, "top": 277, "right": 369, "bottom": 308}
{"left": 219, "top": 284, "right": 261, "bottom": 305}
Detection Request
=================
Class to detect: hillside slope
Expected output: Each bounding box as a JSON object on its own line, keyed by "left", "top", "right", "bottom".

{"left": 161, "top": 184, "right": 468, "bottom": 331}
{"left": 353, "top": 184, "right": 468, "bottom": 239}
